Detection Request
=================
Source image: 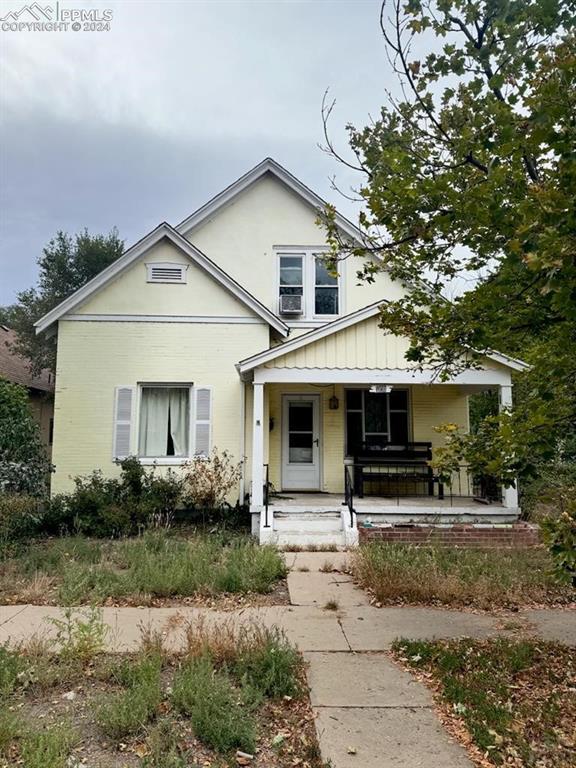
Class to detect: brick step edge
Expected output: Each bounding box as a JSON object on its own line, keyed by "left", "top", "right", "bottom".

{"left": 359, "top": 522, "right": 540, "bottom": 548}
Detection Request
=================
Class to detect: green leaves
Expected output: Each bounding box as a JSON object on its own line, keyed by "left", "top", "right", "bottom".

{"left": 323, "top": 0, "right": 576, "bottom": 483}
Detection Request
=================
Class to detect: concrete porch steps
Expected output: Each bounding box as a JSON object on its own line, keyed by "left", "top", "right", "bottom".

{"left": 272, "top": 511, "right": 346, "bottom": 547}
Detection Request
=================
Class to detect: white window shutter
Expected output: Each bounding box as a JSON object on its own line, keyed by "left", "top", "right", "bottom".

{"left": 194, "top": 387, "right": 212, "bottom": 456}
{"left": 113, "top": 386, "right": 134, "bottom": 459}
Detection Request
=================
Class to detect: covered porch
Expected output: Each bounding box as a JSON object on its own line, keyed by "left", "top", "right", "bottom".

{"left": 237, "top": 304, "right": 526, "bottom": 545}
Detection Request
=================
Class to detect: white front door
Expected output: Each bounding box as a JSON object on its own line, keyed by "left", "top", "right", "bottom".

{"left": 281, "top": 395, "right": 321, "bottom": 490}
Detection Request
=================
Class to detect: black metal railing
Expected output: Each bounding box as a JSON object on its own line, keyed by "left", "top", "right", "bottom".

{"left": 349, "top": 462, "right": 502, "bottom": 506}
{"left": 344, "top": 463, "right": 356, "bottom": 527}
{"left": 263, "top": 463, "right": 270, "bottom": 528}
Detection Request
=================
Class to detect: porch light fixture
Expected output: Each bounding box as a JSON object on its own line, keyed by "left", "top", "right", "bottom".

{"left": 329, "top": 386, "right": 339, "bottom": 410}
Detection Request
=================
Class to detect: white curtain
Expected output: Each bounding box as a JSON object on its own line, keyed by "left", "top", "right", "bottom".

{"left": 138, "top": 387, "right": 189, "bottom": 457}
{"left": 169, "top": 388, "right": 189, "bottom": 457}
{"left": 138, "top": 388, "right": 170, "bottom": 457}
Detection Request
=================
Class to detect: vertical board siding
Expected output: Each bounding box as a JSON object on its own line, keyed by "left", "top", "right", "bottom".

{"left": 264, "top": 316, "right": 413, "bottom": 370}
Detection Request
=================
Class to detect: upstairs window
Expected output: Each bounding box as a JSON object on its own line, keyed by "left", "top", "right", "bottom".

{"left": 277, "top": 250, "right": 340, "bottom": 319}
{"left": 315, "top": 258, "right": 339, "bottom": 315}
{"left": 279, "top": 255, "right": 304, "bottom": 298}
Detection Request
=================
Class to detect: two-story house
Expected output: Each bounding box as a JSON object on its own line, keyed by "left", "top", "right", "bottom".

{"left": 36, "top": 159, "right": 526, "bottom": 545}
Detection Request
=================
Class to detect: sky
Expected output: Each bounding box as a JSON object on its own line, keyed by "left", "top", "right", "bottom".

{"left": 0, "top": 0, "right": 397, "bottom": 306}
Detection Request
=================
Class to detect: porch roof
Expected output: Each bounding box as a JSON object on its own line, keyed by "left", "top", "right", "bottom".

{"left": 236, "top": 301, "right": 528, "bottom": 384}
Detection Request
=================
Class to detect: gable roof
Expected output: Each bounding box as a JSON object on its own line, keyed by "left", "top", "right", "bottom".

{"left": 0, "top": 326, "right": 54, "bottom": 392}
{"left": 35, "top": 223, "right": 289, "bottom": 337}
{"left": 176, "top": 157, "right": 365, "bottom": 242}
{"left": 236, "top": 300, "right": 529, "bottom": 376}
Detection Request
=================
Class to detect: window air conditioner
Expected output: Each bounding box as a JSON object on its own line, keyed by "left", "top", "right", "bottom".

{"left": 279, "top": 294, "right": 303, "bottom": 315}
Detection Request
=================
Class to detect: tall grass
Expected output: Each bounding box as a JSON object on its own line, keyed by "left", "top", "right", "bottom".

{"left": 0, "top": 531, "right": 286, "bottom": 605}
{"left": 353, "top": 543, "right": 573, "bottom": 607}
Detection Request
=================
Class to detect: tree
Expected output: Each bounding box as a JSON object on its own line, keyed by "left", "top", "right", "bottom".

{"left": 6, "top": 229, "right": 124, "bottom": 373}
{"left": 322, "top": 0, "right": 575, "bottom": 481}
{"left": 0, "top": 379, "right": 52, "bottom": 496}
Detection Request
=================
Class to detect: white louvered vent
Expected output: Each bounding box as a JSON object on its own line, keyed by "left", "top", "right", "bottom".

{"left": 147, "top": 263, "right": 187, "bottom": 284}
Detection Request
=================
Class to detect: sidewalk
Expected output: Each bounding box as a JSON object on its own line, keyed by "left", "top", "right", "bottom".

{"left": 0, "top": 552, "right": 574, "bottom": 767}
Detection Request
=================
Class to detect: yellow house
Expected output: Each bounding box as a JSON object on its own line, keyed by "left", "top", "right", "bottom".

{"left": 36, "top": 159, "right": 527, "bottom": 545}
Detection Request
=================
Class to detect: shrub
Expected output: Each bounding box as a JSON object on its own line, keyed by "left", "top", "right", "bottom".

{"left": 0, "top": 379, "right": 52, "bottom": 496}
{"left": 182, "top": 448, "right": 242, "bottom": 509}
{"left": 541, "top": 493, "right": 576, "bottom": 586}
{"left": 0, "top": 493, "right": 43, "bottom": 545}
{"left": 40, "top": 458, "right": 184, "bottom": 538}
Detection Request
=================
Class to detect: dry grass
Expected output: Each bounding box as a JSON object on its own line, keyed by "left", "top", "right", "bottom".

{"left": 0, "top": 615, "right": 322, "bottom": 768}
{"left": 319, "top": 560, "right": 334, "bottom": 573}
{"left": 353, "top": 543, "right": 574, "bottom": 608}
{"left": 392, "top": 638, "right": 576, "bottom": 768}
{"left": 323, "top": 599, "right": 339, "bottom": 611}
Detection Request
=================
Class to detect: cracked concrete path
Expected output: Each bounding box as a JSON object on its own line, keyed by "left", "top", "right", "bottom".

{"left": 0, "top": 551, "right": 574, "bottom": 767}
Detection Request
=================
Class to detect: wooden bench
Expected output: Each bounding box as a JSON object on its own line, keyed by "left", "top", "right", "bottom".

{"left": 352, "top": 442, "right": 435, "bottom": 498}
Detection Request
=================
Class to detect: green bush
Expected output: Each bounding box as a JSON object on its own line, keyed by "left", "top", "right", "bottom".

{"left": 40, "top": 458, "right": 184, "bottom": 538}
{"left": 0, "top": 493, "right": 43, "bottom": 546}
{"left": 541, "top": 497, "right": 576, "bottom": 586}
{"left": 0, "top": 379, "right": 52, "bottom": 496}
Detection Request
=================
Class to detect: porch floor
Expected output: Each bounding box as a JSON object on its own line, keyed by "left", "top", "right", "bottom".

{"left": 269, "top": 492, "right": 503, "bottom": 512}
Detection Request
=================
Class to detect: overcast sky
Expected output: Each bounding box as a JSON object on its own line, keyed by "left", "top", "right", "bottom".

{"left": 0, "top": 0, "right": 399, "bottom": 306}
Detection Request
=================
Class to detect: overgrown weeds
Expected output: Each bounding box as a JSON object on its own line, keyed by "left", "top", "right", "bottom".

{"left": 353, "top": 543, "right": 574, "bottom": 608}
{"left": 0, "top": 531, "right": 286, "bottom": 605}
{"left": 94, "top": 653, "right": 163, "bottom": 738}
{"left": 0, "top": 611, "right": 315, "bottom": 766}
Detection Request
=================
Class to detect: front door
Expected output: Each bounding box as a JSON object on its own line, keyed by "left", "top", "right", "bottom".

{"left": 281, "top": 395, "right": 321, "bottom": 490}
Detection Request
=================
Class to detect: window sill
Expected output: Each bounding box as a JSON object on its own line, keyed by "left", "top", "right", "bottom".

{"left": 138, "top": 458, "right": 190, "bottom": 466}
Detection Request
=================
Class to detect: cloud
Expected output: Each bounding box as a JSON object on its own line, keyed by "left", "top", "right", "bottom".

{"left": 0, "top": 0, "right": 387, "bottom": 304}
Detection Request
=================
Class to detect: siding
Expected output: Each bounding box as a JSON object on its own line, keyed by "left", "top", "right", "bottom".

{"left": 265, "top": 315, "right": 413, "bottom": 369}
{"left": 188, "top": 175, "right": 407, "bottom": 317}
{"left": 75, "top": 241, "right": 258, "bottom": 318}
{"left": 263, "top": 383, "right": 469, "bottom": 494}
{"left": 52, "top": 321, "right": 268, "bottom": 494}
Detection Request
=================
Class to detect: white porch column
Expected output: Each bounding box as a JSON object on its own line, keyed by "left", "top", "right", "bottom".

{"left": 499, "top": 384, "right": 519, "bottom": 509}
{"left": 250, "top": 382, "right": 264, "bottom": 511}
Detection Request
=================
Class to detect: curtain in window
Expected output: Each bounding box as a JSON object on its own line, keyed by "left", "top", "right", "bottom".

{"left": 138, "top": 387, "right": 189, "bottom": 457}
{"left": 138, "top": 388, "right": 170, "bottom": 457}
{"left": 169, "top": 388, "right": 189, "bottom": 456}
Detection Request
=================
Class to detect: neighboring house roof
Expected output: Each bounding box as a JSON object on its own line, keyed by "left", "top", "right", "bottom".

{"left": 35, "top": 223, "right": 290, "bottom": 337}
{"left": 176, "top": 157, "right": 365, "bottom": 243}
{"left": 237, "top": 300, "right": 529, "bottom": 376}
{"left": 0, "top": 326, "right": 54, "bottom": 392}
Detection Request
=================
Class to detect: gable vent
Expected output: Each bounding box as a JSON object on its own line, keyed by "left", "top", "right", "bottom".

{"left": 147, "top": 262, "right": 187, "bottom": 284}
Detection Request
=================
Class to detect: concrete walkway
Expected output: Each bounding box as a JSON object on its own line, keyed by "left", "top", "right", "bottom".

{"left": 0, "top": 552, "right": 574, "bottom": 767}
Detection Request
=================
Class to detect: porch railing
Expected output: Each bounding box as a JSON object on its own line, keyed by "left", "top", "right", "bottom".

{"left": 344, "top": 462, "right": 356, "bottom": 527}
{"left": 350, "top": 462, "right": 502, "bottom": 506}
{"left": 263, "top": 463, "right": 270, "bottom": 528}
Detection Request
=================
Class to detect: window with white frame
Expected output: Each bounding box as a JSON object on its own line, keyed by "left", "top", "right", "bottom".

{"left": 138, "top": 385, "right": 190, "bottom": 458}
{"left": 345, "top": 389, "right": 409, "bottom": 454}
{"left": 277, "top": 250, "right": 340, "bottom": 319}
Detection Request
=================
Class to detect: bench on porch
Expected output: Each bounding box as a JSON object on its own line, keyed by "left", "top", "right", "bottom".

{"left": 352, "top": 442, "right": 436, "bottom": 499}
